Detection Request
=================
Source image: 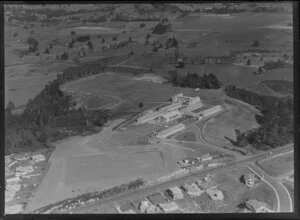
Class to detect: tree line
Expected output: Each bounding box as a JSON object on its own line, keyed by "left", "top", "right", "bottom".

{"left": 224, "top": 85, "right": 293, "bottom": 149}
{"left": 169, "top": 71, "right": 222, "bottom": 89}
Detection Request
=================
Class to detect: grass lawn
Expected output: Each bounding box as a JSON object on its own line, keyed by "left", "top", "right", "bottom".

{"left": 257, "top": 152, "right": 294, "bottom": 177}
{"left": 201, "top": 100, "right": 260, "bottom": 153}
{"left": 174, "top": 131, "right": 197, "bottom": 142}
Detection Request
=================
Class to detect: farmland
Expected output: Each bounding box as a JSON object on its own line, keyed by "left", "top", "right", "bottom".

{"left": 257, "top": 152, "right": 294, "bottom": 177}
{"left": 60, "top": 71, "right": 224, "bottom": 111}
{"left": 4, "top": 3, "right": 294, "bottom": 214}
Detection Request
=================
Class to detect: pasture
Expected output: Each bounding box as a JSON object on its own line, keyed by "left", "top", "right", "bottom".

{"left": 201, "top": 99, "right": 260, "bottom": 154}
{"left": 257, "top": 152, "right": 294, "bottom": 177}
{"left": 60, "top": 71, "right": 223, "bottom": 111}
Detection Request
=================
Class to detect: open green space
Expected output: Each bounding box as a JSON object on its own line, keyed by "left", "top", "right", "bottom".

{"left": 257, "top": 152, "right": 294, "bottom": 177}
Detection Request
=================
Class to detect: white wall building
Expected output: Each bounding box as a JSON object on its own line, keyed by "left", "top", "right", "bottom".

{"left": 199, "top": 105, "right": 223, "bottom": 118}
{"left": 5, "top": 204, "right": 24, "bottom": 214}
{"left": 172, "top": 94, "right": 201, "bottom": 106}
{"left": 16, "top": 165, "right": 34, "bottom": 176}
{"left": 159, "top": 102, "right": 182, "bottom": 112}
{"left": 159, "top": 110, "right": 181, "bottom": 123}
{"left": 156, "top": 123, "right": 185, "bottom": 138}
{"left": 201, "top": 154, "right": 213, "bottom": 162}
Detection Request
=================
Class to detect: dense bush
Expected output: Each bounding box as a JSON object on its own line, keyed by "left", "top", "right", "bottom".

{"left": 152, "top": 21, "right": 171, "bottom": 34}
{"left": 5, "top": 58, "right": 110, "bottom": 155}
{"left": 76, "top": 35, "right": 90, "bottom": 42}
{"left": 169, "top": 72, "right": 222, "bottom": 89}
{"left": 225, "top": 85, "right": 293, "bottom": 149}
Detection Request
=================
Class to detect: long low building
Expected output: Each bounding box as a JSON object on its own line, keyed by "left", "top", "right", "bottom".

{"left": 156, "top": 123, "right": 186, "bottom": 138}
{"left": 172, "top": 94, "right": 201, "bottom": 105}
{"left": 199, "top": 105, "right": 223, "bottom": 118}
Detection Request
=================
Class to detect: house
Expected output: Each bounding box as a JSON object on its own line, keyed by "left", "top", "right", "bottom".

{"left": 139, "top": 200, "right": 159, "bottom": 213}
{"left": 156, "top": 123, "right": 185, "bottom": 138}
{"left": 5, "top": 204, "right": 24, "bottom": 214}
{"left": 242, "top": 173, "right": 257, "bottom": 188}
{"left": 13, "top": 155, "right": 28, "bottom": 161}
{"left": 199, "top": 105, "right": 223, "bottom": 118}
{"left": 201, "top": 154, "right": 213, "bottom": 162}
{"left": 6, "top": 176, "right": 20, "bottom": 185}
{"left": 166, "top": 186, "right": 184, "bottom": 200}
{"left": 246, "top": 200, "right": 273, "bottom": 213}
{"left": 31, "top": 154, "right": 46, "bottom": 163}
{"left": 158, "top": 202, "right": 178, "bottom": 212}
{"left": 5, "top": 155, "right": 12, "bottom": 164}
{"left": 206, "top": 186, "right": 224, "bottom": 200}
{"left": 16, "top": 165, "right": 34, "bottom": 176}
{"left": 182, "top": 183, "right": 204, "bottom": 197}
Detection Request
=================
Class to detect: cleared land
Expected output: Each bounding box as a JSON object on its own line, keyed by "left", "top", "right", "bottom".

{"left": 174, "top": 131, "right": 197, "bottom": 142}
{"left": 257, "top": 152, "right": 294, "bottom": 177}
{"left": 25, "top": 119, "right": 192, "bottom": 211}
{"left": 201, "top": 99, "right": 260, "bottom": 154}
{"left": 60, "top": 71, "right": 223, "bottom": 110}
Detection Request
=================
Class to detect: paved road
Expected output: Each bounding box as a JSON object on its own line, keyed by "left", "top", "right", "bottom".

{"left": 66, "top": 145, "right": 293, "bottom": 214}
{"left": 241, "top": 162, "right": 293, "bottom": 212}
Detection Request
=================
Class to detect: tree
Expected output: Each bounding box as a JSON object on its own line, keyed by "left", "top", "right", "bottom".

{"left": 139, "top": 102, "right": 144, "bottom": 108}
{"left": 252, "top": 40, "right": 260, "bottom": 47}
{"left": 247, "top": 59, "right": 251, "bottom": 65}
{"left": 129, "top": 51, "right": 134, "bottom": 56}
{"left": 87, "top": 40, "right": 93, "bottom": 51}
{"left": 101, "top": 38, "right": 105, "bottom": 43}
{"left": 13, "top": 32, "right": 18, "bottom": 37}
{"left": 140, "top": 23, "right": 145, "bottom": 28}
{"left": 146, "top": 33, "right": 151, "bottom": 40}
{"left": 71, "top": 31, "right": 76, "bottom": 35}
{"left": 112, "top": 36, "right": 117, "bottom": 41}
{"left": 60, "top": 52, "right": 69, "bottom": 60}
{"left": 128, "top": 37, "right": 132, "bottom": 43}
{"left": 6, "top": 101, "right": 15, "bottom": 110}
{"left": 44, "top": 48, "right": 50, "bottom": 54}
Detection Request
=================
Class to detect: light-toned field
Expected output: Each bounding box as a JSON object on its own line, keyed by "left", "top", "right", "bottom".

{"left": 257, "top": 152, "right": 294, "bottom": 177}
{"left": 201, "top": 99, "right": 260, "bottom": 152}
{"left": 60, "top": 71, "right": 223, "bottom": 110}
{"left": 26, "top": 119, "right": 192, "bottom": 211}
{"left": 174, "top": 131, "right": 197, "bottom": 142}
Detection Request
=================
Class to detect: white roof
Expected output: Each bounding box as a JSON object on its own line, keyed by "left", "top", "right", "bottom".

{"left": 162, "top": 110, "right": 180, "bottom": 118}
{"left": 169, "top": 186, "right": 183, "bottom": 196}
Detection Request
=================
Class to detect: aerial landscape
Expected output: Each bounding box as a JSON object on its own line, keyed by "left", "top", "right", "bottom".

{"left": 4, "top": 3, "right": 294, "bottom": 214}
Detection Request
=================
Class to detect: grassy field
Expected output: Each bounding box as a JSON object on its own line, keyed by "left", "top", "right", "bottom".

{"left": 26, "top": 119, "right": 193, "bottom": 211}
{"left": 257, "top": 152, "right": 294, "bottom": 177}
{"left": 201, "top": 99, "right": 260, "bottom": 154}
{"left": 60, "top": 71, "right": 223, "bottom": 111}
{"left": 174, "top": 131, "right": 197, "bottom": 142}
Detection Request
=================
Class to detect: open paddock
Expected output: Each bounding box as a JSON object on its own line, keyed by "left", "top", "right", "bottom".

{"left": 60, "top": 71, "right": 223, "bottom": 111}
{"left": 257, "top": 152, "right": 294, "bottom": 177}
{"left": 201, "top": 99, "right": 260, "bottom": 154}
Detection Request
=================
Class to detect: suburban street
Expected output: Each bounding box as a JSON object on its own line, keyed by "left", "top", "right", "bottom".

{"left": 69, "top": 142, "right": 293, "bottom": 213}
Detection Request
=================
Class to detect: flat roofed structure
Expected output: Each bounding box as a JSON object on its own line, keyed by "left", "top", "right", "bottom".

{"left": 199, "top": 105, "right": 222, "bottom": 118}
{"left": 172, "top": 94, "right": 201, "bottom": 105}
{"left": 156, "top": 123, "right": 185, "bottom": 138}
{"left": 166, "top": 186, "right": 184, "bottom": 200}
{"left": 136, "top": 111, "right": 164, "bottom": 124}
{"left": 160, "top": 110, "right": 181, "bottom": 122}
{"left": 159, "top": 102, "right": 182, "bottom": 112}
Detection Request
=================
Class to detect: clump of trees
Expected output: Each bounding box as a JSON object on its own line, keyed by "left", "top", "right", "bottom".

{"left": 252, "top": 40, "right": 260, "bottom": 47}
{"left": 140, "top": 23, "right": 146, "bottom": 28}
{"left": 224, "top": 85, "right": 293, "bottom": 149}
{"left": 169, "top": 72, "right": 222, "bottom": 89}
{"left": 5, "top": 58, "right": 110, "bottom": 155}
{"left": 152, "top": 21, "right": 171, "bottom": 34}
{"left": 27, "top": 36, "right": 39, "bottom": 53}
{"left": 87, "top": 40, "right": 93, "bottom": 51}
{"left": 76, "top": 35, "right": 90, "bottom": 42}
